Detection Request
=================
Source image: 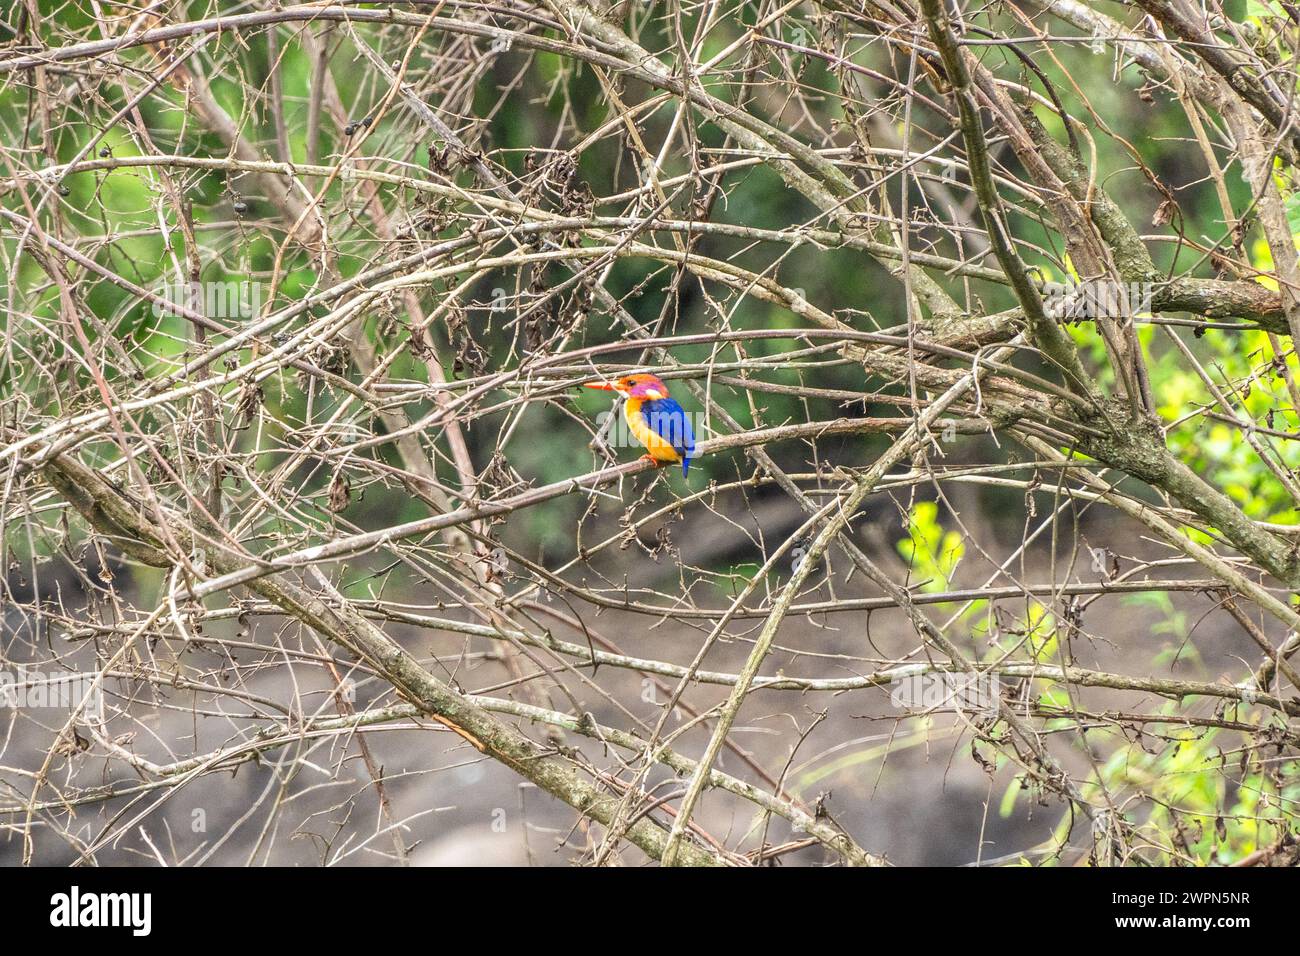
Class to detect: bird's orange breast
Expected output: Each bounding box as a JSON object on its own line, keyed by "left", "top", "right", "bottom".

{"left": 624, "top": 398, "right": 682, "bottom": 462}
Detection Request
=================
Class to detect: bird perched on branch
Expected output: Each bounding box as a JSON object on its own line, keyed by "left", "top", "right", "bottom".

{"left": 584, "top": 373, "right": 695, "bottom": 477}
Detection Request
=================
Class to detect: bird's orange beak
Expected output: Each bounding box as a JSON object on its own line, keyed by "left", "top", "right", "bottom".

{"left": 583, "top": 381, "right": 616, "bottom": 391}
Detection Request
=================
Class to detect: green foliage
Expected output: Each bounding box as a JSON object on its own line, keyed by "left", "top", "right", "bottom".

{"left": 1093, "top": 721, "right": 1299, "bottom": 864}
{"left": 896, "top": 500, "right": 964, "bottom": 593}
{"left": 1156, "top": 326, "right": 1300, "bottom": 524}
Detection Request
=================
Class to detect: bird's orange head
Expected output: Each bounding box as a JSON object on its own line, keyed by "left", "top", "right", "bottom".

{"left": 584, "top": 373, "right": 670, "bottom": 399}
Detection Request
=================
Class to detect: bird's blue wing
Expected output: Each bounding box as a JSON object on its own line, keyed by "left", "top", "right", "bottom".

{"left": 644, "top": 398, "right": 695, "bottom": 476}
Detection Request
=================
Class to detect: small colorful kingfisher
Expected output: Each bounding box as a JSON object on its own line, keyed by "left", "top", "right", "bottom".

{"left": 584, "top": 373, "right": 696, "bottom": 476}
